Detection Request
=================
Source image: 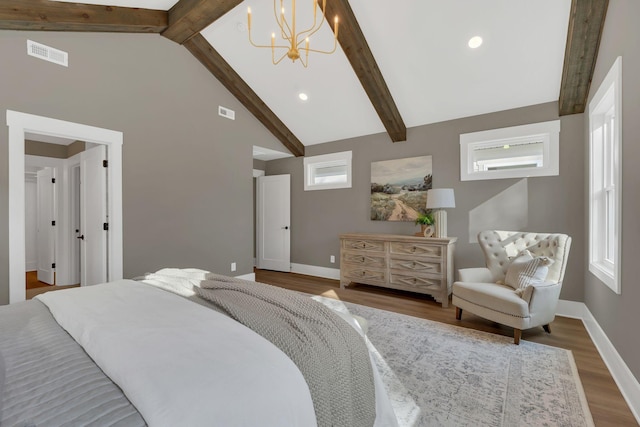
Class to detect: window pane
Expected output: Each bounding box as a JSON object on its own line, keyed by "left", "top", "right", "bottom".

{"left": 312, "top": 164, "right": 347, "bottom": 185}
{"left": 314, "top": 164, "right": 347, "bottom": 178}
{"left": 605, "top": 189, "right": 615, "bottom": 263}
{"left": 472, "top": 140, "right": 544, "bottom": 171}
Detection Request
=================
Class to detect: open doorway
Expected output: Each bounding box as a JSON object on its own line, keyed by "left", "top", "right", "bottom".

{"left": 7, "top": 110, "right": 124, "bottom": 304}
{"left": 23, "top": 137, "right": 85, "bottom": 295}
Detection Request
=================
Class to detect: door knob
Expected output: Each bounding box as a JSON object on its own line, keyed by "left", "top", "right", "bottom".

{"left": 77, "top": 235, "right": 84, "bottom": 240}
{"left": 282, "top": 226, "right": 289, "bottom": 230}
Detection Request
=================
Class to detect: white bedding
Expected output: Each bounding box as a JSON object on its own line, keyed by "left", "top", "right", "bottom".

{"left": 36, "top": 280, "right": 317, "bottom": 427}
{"left": 141, "top": 271, "right": 399, "bottom": 427}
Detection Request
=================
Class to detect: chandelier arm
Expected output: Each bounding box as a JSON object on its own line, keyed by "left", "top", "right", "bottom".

{"left": 295, "top": 23, "right": 326, "bottom": 48}
{"left": 271, "top": 0, "right": 293, "bottom": 39}
{"left": 296, "top": 0, "right": 323, "bottom": 36}
{"left": 297, "top": 13, "right": 335, "bottom": 45}
{"left": 304, "top": 38, "right": 338, "bottom": 55}
{"left": 272, "top": 49, "right": 289, "bottom": 65}
{"left": 279, "top": 17, "right": 293, "bottom": 38}
{"left": 249, "top": 31, "right": 291, "bottom": 50}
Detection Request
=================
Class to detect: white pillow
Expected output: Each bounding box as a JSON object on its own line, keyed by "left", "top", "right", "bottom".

{"left": 504, "top": 250, "right": 554, "bottom": 291}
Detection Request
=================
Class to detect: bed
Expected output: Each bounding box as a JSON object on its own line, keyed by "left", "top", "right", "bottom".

{"left": 0, "top": 269, "right": 398, "bottom": 427}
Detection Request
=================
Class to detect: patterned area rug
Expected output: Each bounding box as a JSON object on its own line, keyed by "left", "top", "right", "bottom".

{"left": 313, "top": 296, "right": 594, "bottom": 427}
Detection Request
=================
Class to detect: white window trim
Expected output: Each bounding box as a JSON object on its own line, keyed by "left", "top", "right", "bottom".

{"left": 588, "top": 56, "right": 622, "bottom": 294}
{"left": 460, "top": 120, "right": 560, "bottom": 181}
{"left": 304, "top": 151, "right": 352, "bottom": 191}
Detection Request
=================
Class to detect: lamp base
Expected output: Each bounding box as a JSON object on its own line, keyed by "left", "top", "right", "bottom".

{"left": 433, "top": 210, "right": 448, "bottom": 238}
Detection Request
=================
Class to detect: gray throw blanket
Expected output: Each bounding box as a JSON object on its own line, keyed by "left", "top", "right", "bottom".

{"left": 194, "top": 276, "right": 376, "bottom": 427}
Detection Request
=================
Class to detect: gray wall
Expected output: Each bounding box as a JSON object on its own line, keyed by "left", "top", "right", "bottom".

{"left": 25, "top": 140, "right": 86, "bottom": 158}
{"left": 0, "top": 30, "right": 288, "bottom": 304}
{"left": 584, "top": 0, "right": 640, "bottom": 380}
{"left": 267, "top": 102, "right": 586, "bottom": 302}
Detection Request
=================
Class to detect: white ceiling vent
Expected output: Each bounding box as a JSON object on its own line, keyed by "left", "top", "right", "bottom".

{"left": 218, "top": 106, "right": 235, "bottom": 120}
{"left": 27, "top": 40, "right": 68, "bottom": 67}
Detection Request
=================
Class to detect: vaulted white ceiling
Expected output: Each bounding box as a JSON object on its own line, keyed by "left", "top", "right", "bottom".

{"left": 51, "top": 0, "right": 571, "bottom": 147}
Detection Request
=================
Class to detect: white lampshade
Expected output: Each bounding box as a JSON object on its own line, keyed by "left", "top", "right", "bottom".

{"left": 426, "top": 188, "right": 456, "bottom": 209}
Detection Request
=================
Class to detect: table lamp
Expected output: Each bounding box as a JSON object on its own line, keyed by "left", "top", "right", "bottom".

{"left": 426, "top": 188, "right": 455, "bottom": 238}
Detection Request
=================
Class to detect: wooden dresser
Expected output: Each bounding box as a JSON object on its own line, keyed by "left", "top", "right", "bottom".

{"left": 339, "top": 233, "right": 457, "bottom": 307}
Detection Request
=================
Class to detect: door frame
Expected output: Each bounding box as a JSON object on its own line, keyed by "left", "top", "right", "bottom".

{"left": 7, "top": 110, "right": 123, "bottom": 303}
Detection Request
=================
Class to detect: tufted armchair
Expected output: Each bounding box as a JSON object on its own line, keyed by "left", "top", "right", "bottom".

{"left": 452, "top": 230, "right": 572, "bottom": 344}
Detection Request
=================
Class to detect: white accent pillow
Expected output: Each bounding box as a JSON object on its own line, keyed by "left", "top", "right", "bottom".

{"left": 504, "top": 250, "right": 554, "bottom": 291}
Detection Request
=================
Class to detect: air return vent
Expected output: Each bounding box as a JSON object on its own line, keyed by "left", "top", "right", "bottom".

{"left": 218, "top": 106, "right": 235, "bottom": 120}
{"left": 27, "top": 40, "right": 68, "bottom": 67}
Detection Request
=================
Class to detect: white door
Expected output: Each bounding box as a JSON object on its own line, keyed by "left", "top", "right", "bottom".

{"left": 80, "top": 145, "right": 108, "bottom": 286}
{"left": 36, "top": 167, "right": 56, "bottom": 285}
{"left": 257, "top": 174, "right": 291, "bottom": 272}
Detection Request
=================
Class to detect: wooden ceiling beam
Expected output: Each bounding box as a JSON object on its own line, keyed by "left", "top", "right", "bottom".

{"left": 161, "top": 0, "right": 242, "bottom": 45}
{"left": 184, "top": 34, "right": 305, "bottom": 157}
{"left": 558, "top": 0, "right": 609, "bottom": 115}
{"left": 0, "top": 0, "right": 167, "bottom": 33}
{"left": 320, "top": 0, "right": 406, "bottom": 142}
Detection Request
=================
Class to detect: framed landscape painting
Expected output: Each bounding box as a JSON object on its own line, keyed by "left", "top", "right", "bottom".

{"left": 371, "top": 155, "right": 432, "bottom": 221}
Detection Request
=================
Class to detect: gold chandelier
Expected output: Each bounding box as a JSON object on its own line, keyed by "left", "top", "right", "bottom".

{"left": 247, "top": 0, "right": 339, "bottom": 67}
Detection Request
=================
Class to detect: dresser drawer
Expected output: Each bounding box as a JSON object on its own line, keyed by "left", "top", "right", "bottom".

{"left": 390, "top": 241, "right": 442, "bottom": 258}
{"left": 389, "top": 273, "right": 443, "bottom": 292}
{"left": 389, "top": 257, "right": 442, "bottom": 275}
{"left": 342, "top": 239, "right": 385, "bottom": 252}
{"left": 342, "top": 266, "right": 386, "bottom": 285}
{"left": 342, "top": 252, "right": 386, "bottom": 268}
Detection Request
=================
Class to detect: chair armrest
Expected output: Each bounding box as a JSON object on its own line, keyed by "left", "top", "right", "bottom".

{"left": 525, "top": 282, "right": 562, "bottom": 314}
{"left": 457, "top": 268, "right": 493, "bottom": 283}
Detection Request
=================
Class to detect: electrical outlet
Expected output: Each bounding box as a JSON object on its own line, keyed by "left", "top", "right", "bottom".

{"left": 330, "top": 255, "right": 335, "bottom": 263}
{"left": 231, "top": 262, "right": 237, "bottom": 272}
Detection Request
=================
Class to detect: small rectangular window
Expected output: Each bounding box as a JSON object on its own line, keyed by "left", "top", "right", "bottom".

{"left": 460, "top": 120, "right": 560, "bottom": 181}
{"left": 304, "top": 151, "right": 352, "bottom": 191}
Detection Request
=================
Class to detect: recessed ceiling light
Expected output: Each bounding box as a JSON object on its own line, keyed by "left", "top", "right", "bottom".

{"left": 298, "top": 92, "right": 308, "bottom": 101}
{"left": 468, "top": 36, "right": 483, "bottom": 49}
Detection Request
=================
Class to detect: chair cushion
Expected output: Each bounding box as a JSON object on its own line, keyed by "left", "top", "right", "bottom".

{"left": 453, "top": 281, "right": 530, "bottom": 319}
{"left": 503, "top": 250, "right": 554, "bottom": 290}
{"left": 477, "top": 230, "right": 571, "bottom": 284}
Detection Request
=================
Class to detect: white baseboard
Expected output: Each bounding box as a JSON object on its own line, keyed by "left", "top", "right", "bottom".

{"left": 26, "top": 261, "right": 37, "bottom": 272}
{"left": 555, "top": 299, "right": 587, "bottom": 319}
{"left": 557, "top": 299, "right": 640, "bottom": 423}
{"left": 235, "top": 272, "right": 256, "bottom": 281}
{"left": 290, "top": 263, "right": 340, "bottom": 280}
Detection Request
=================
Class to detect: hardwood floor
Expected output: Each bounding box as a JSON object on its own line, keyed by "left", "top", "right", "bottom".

{"left": 26, "top": 270, "right": 53, "bottom": 289}
{"left": 25, "top": 271, "right": 79, "bottom": 300}
{"left": 255, "top": 269, "right": 638, "bottom": 427}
